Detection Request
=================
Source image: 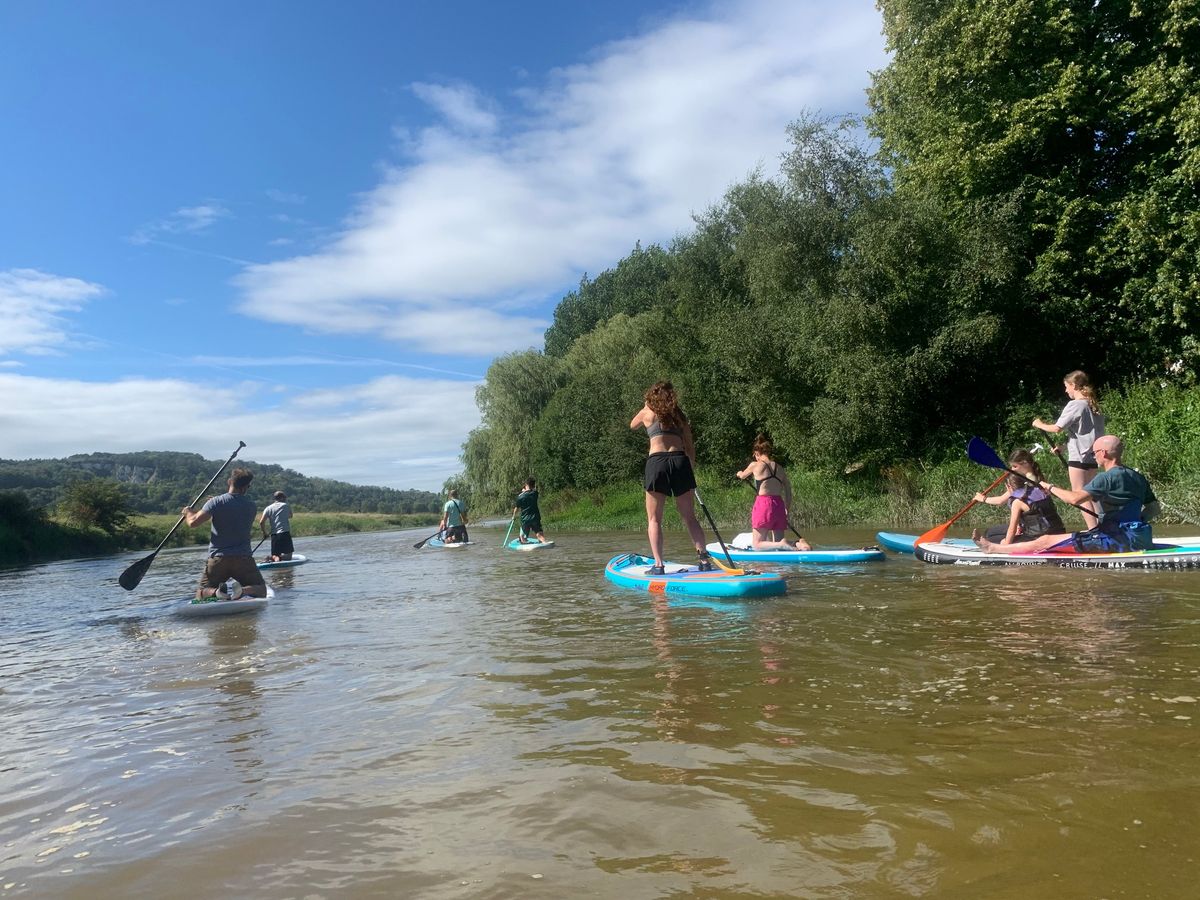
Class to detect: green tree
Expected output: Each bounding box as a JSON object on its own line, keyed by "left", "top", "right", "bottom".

{"left": 58, "top": 479, "right": 135, "bottom": 534}
{"left": 462, "top": 350, "right": 564, "bottom": 508}
{"left": 867, "top": 0, "right": 1200, "bottom": 379}
{"left": 543, "top": 243, "right": 675, "bottom": 357}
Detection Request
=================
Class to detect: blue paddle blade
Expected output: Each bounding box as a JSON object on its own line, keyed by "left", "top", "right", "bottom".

{"left": 966, "top": 436, "right": 1006, "bottom": 469}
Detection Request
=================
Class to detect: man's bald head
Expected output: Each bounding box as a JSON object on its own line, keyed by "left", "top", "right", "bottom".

{"left": 1094, "top": 434, "right": 1123, "bottom": 461}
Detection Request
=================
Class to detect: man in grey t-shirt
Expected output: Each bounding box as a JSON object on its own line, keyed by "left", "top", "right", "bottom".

{"left": 182, "top": 467, "right": 267, "bottom": 599}
{"left": 259, "top": 491, "right": 294, "bottom": 561}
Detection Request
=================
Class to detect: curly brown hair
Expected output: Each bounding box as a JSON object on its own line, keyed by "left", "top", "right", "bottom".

{"left": 645, "top": 381, "right": 687, "bottom": 433}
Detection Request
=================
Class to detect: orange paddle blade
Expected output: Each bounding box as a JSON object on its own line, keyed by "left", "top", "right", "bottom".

{"left": 915, "top": 471, "right": 1008, "bottom": 546}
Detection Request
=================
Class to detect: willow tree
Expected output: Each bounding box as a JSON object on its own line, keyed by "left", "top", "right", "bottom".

{"left": 461, "top": 350, "right": 563, "bottom": 509}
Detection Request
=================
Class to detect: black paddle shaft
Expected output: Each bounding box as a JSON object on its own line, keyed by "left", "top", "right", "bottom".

{"left": 966, "top": 437, "right": 1093, "bottom": 516}
{"left": 118, "top": 441, "right": 246, "bottom": 591}
{"left": 693, "top": 488, "right": 737, "bottom": 570}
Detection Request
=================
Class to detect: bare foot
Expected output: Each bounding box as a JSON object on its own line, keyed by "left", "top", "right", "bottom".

{"left": 794, "top": 539, "right": 812, "bottom": 551}
{"left": 971, "top": 528, "right": 993, "bottom": 551}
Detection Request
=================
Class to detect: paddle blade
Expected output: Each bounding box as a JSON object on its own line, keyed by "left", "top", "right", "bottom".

{"left": 118, "top": 552, "right": 156, "bottom": 591}
{"left": 914, "top": 523, "right": 950, "bottom": 547}
{"left": 966, "top": 437, "right": 1006, "bottom": 470}
{"left": 708, "top": 555, "right": 746, "bottom": 576}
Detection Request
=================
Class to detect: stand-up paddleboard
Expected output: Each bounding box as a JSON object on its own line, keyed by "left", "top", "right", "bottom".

{"left": 914, "top": 536, "right": 1200, "bottom": 568}
{"left": 876, "top": 532, "right": 976, "bottom": 554}
{"left": 706, "top": 533, "right": 883, "bottom": 564}
{"left": 426, "top": 537, "right": 473, "bottom": 548}
{"left": 258, "top": 554, "right": 308, "bottom": 570}
{"left": 176, "top": 585, "right": 274, "bottom": 618}
{"left": 604, "top": 553, "right": 786, "bottom": 599}
{"left": 506, "top": 539, "right": 556, "bottom": 551}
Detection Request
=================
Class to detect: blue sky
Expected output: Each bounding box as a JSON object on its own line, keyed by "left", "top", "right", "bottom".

{"left": 0, "top": 0, "right": 886, "bottom": 491}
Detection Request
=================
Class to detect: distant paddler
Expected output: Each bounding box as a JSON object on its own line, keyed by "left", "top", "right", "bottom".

{"left": 513, "top": 478, "right": 548, "bottom": 543}
{"left": 259, "top": 490, "right": 294, "bottom": 562}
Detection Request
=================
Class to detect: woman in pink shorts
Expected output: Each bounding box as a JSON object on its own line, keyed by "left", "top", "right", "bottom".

{"left": 735, "top": 435, "right": 811, "bottom": 551}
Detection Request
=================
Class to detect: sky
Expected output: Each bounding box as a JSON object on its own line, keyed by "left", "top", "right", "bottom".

{"left": 0, "top": 0, "right": 887, "bottom": 492}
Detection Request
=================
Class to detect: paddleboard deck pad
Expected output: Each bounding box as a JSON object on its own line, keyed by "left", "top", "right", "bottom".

{"left": 258, "top": 554, "right": 308, "bottom": 569}
{"left": 176, "top": 585, "right": 274, "bottom": 617}
{"left": 507, "top": 539, "right": 556, "bottom": 551}
{"left": 707, "top": 534, "right": 883, "bottom": 564}
{"left": 914, "top": 536, "right": 1200, "bottom": 568}
{"left": 876, "top": 532, "right": 976, "bottom": 554}
{"left": 605, "top": 553, "right": 786, "bottom": 598}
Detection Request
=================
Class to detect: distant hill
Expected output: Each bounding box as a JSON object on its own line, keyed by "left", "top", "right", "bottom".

{"left": 0, "top": 451, "right": 442, "bottom": 515}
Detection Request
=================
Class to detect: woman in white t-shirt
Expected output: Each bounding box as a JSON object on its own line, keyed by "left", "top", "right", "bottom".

{"left": 1033, "top": 370, "right": 1106, "bottom": 528}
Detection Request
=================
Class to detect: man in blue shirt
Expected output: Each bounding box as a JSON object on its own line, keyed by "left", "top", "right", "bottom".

{"left": 182, "top": 467, "right": 268, "bottom": 599}
{"left": 974, "top": 435, "right": 1159, "bottom": 554}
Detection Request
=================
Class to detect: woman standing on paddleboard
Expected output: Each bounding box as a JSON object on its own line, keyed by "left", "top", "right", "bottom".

{"left": 1033, "top": 370, "right": 1105, "bottom": 529}
{"left": 735, "top": 435, "right": 811, "bottom": 551}
{"left": 629, "top": 381, "right": 713, "bottom": 576}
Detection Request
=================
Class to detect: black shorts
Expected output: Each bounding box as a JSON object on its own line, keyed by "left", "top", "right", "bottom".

{"left": 520, "top": 517, "right": 543, "bottom": 536}
{"left": 644, "top": 451, "right": 696, "bottom": 497}
{"left": 270, "top": 532, "right": 294, "bottom": 557}
{"left": 446, "top": 525, "right": 468, "bottom": 542}
{"left": 1067, "top": 460, "right": 1098, "bottom": 470}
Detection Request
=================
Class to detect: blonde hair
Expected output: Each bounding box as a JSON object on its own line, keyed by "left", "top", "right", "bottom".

{"left": 1064, "top": 370, "right": 1102, "bottom": 415}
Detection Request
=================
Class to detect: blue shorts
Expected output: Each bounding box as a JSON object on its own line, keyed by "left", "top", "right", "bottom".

{"left": 1072, "top": 523, "right": 1152, "bottom": 553}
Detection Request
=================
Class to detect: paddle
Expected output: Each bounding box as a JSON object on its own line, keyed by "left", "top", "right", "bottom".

{"left": 502, "top": 509, "right": 516, "bottom": 548}
{"left": 253, "top": 535, "right": 268, "bottom": 558}
{"left": 966, "top": 436, "right": 1094, "bottom": 515}
{"left": 692, "top": 487, "right": 744, "bottom": 575}
{"left": 413, "top": 527, "right": 445, "bottom": 550}
{"left": 915, "top": 443, "right": 1047, "bottom": 546}
{"left": 119, "top": 441, "right": 246, "bottom": 591}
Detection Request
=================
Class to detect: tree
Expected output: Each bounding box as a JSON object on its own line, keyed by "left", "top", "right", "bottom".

{"left": 58, "top": 479, "right": 135, "bottom": 534}
{"left": 867, "top": 0, "right": 1200, "bottom": 380}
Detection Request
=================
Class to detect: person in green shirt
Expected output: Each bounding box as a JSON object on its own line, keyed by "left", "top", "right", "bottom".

{"left": 439, "top": 489, "right": 469, "bottom": 543}
{"left": 514, "top": 478, "right": 547, "bottom": 543}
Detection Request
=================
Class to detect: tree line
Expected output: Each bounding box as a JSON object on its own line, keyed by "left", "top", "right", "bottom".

{"left": 461, "top": 1, "right": 1200, "bottom": 511}
{"left": 0, "top": 451, "right": 442, "bottom": 516}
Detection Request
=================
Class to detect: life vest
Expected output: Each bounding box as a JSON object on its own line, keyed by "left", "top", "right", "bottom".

{"left": 1012, "top": 486, "right": 1065, "bottom": 538}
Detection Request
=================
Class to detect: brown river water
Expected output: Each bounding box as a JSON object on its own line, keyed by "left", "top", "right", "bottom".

{"left": 1, "top": 525, "right": 1198, "bottom": 899}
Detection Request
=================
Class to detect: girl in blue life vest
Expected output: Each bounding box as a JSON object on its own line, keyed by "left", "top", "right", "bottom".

{"left": 972, "top": 449, "right": 1065, "bottom": 544}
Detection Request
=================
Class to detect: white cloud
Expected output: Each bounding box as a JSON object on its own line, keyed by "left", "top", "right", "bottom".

{"left": 235, "top": 0, "right": 886, "bottom": 357}
{"left": 130, "top": 202, "right": 231, "bottom": 245}
{"left": 0, "top": 268, "right": 106, "bottom": 357}
{"left": 266, "top": 189, "right": 307, "bottom": 205}
{"left": 0, "top": 372, "right": 480, "bottom": 491}
{"left": 411, "top": 82, "right": 499, "bottom": 134}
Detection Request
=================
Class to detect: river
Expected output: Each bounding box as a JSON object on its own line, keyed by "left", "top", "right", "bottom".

{"left": 1, "top": 525, "right": 1197, "bottom": 898}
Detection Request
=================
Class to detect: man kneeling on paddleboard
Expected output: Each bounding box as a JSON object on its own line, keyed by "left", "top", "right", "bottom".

{"left": 182, "top": 468, "right": 269, "bottom": 600}
{"left": 973, "top": 435, "right": 1160, "bottom": 555}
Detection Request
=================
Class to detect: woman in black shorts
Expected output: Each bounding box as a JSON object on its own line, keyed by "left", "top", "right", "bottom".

{"left": 629, "top": 381, "right": 713, "bottom": 575}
